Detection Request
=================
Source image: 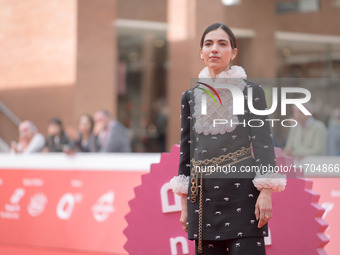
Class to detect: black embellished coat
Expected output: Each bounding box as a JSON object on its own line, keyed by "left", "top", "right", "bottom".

{"left": 178, "top": 79, "right": 276, "bottom": 241}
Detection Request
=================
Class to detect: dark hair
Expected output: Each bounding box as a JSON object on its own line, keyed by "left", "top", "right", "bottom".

{"left": 97, "top": 109, "right": 111, "bottom": 118}
{"left": 48, "top": 117, "right": 64, "bottom": 134}
{"left": 48, "top": 118, "right": 63, "bottom": 128}
{"left": 79, "top": 114, "right": 94, "bottom": 133}
{"left": 200, "top": 23, "right": 237, "bottom": 49}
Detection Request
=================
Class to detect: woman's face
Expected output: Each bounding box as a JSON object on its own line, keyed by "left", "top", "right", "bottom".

{"left": 200, "top": 28, "right": 237, "bottom": 74}
{"left": 47, "top": 123, "right": 61, "bottom": 136}
{"left": 78, "top": 116, "right": 92, "bottom": 135}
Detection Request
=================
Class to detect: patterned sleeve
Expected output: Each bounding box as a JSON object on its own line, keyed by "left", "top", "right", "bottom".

{"left": 247, "top": 82, "right": 286, "bottom": 192}
{"left": 169, "top": 90, "right": 192, "bottom": 196}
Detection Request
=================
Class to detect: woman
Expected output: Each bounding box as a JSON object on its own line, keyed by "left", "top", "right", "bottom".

{"left": 72, "top": 114, "right": 99, "bottom": 152}
{"left": 44, "top": 118, "right": 70, "bottom": 152}
{"left": 327, "top": 107, "right": 340, "bottom": 156}
{"left": 170, "top": 23, "right": 286, "bottom": 255}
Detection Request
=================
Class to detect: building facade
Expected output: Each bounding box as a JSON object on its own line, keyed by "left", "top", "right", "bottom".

{"left": 0, "top": 0, "right": 339, "bottom": 152}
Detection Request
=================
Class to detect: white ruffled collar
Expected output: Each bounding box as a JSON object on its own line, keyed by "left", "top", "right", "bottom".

{"left": 198, "top": 65, "right": 247, "bottom": 79}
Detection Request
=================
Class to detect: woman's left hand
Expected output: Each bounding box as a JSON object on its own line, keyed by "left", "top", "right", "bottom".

{"left": 254, "top": 188, "right": 272, "bottom": 228}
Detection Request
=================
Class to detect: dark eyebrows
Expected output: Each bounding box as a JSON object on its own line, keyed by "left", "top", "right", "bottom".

{"left": 204, "top": 39, "right": 230, "bottom": 43}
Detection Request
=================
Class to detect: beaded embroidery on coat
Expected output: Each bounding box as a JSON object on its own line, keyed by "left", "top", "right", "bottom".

{"left": 193, "top": 65, "right": 247, "bottom": 135}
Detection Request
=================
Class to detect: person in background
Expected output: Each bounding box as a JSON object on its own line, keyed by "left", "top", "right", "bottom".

{"left": 93, "top": 110, "right": 131, "bottom": 152}
{"left": 72, "top": 114, "right": 99, "bottom": 152}
{"left": 11, "top": 120, "right": 45, "bottom": 153}
{"left": 283, "top": 104, "right": 327, "bottom": 159}
{"left": 155, "top": 98, "right": 168, "bottom": 152}
{"left": 327, "top": 107, "right": 340, "bottom": 156}
{"left": 44, "top": 118, "right": 70, "bottom": 153}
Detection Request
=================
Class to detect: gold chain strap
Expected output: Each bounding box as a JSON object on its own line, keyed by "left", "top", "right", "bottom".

{"left": 192, "top": 147, "right": 251, "bottom": 167}
{"left": 190, "top": 166, "right": 198, "bottom": 203}
{"left": 197, "top": 172, "right": 203, "bottom": 253}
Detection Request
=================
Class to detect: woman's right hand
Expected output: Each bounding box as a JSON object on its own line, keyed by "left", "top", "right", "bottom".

{"left": 180, "top": 195, "right": 188, "bottom": 232}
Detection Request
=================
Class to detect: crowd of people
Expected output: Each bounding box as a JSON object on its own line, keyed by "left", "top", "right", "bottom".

{"left": 283, "top": 105, "right": 340, "bottom": 159}
{"left": 10, "top": 110, "right": 131, "bottom": 154}
{"left": 9, "top": 105, "right": 340, "bottom": 157}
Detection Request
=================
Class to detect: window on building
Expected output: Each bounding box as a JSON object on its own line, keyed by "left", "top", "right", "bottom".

{"left": 116, "top": 20, "right": 168, "bottom": 152}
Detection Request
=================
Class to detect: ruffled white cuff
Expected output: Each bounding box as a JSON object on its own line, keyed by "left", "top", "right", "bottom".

{"left": 170, "top": 175, "right": 190, "bottom": 196}
{"left": 252, "top": 173, "right": 287, "bottom": 192}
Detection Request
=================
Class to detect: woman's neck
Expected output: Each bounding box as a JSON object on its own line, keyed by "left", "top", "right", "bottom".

{"left": 208, "top": 66, "right": 229, "bottom": 78}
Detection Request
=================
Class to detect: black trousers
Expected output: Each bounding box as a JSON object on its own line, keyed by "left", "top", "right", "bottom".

{"left": 195, "top": 237, "right": 266, "bottom": 255}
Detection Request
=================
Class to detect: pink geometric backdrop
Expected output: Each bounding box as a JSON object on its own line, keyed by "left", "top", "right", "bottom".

{"left": 124, "top": 145, "right": 329, "bottom": 255}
